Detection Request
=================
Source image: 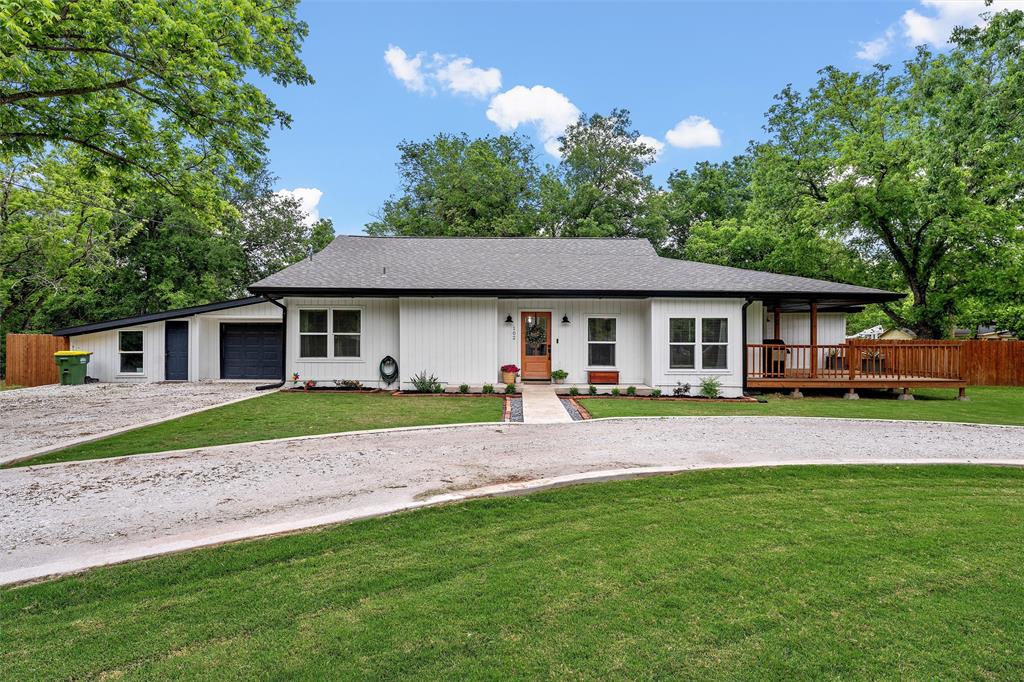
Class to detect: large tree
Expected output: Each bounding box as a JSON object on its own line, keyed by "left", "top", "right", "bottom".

{"left": 367, "top": 133, "right": 542, "bottom": 237}
{"left": 540, "top": 109, "right": 665, "bottom": 243}
{"left": 756, "top": 10, "right": 1024, "bottom": 338}
{"left": 659, "top": 155, "right": 753, "bottom": 258}
{"left": 0, "top": 0, "right": 311, "bottom": 197}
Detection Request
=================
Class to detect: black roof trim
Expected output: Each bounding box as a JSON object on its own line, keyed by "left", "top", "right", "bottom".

{"left": 52, "top": 296, "right": 275, "bottom": 337}
{"left": 247, "top": 286, "right": 904, "bottom": 305}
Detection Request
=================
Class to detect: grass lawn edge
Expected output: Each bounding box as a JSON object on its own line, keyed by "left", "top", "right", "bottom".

{"left": 7, "top": 460, "right": 1024, "bottom": 589}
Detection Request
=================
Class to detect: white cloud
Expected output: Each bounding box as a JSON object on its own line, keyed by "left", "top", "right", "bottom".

{"left": 435, "top": 56, "right": 502, "bottom": 99}
{"left": 665, "top": 116, "right": 722, "bottom": 149}
{"left": 486, "top": 85, "right": 581, "bottom": 156}
{"left": 384, "top": 45, "right": 427, "bottom": 93}
{"left": 276, "top": 187, "right": 323, "bottom": 226}
{"left": 856, "top": 26, "right": 896, "bottom": 61}
{"left": 902, "top": 1, "right": 1024, "bottom": 47}
{"left": 636, "top": 134, "right": 665, "bottom": 161}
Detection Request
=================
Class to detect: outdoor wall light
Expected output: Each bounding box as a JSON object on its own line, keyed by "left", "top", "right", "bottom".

{"left": 505, "top": 315, "right": 514, "bottom": 324}
{"left": 561, "top": 314, "right": 571, "bottom": 324}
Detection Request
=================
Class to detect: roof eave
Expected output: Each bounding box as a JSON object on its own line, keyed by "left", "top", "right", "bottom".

{"left": 248, "top": 285, "right": 904, "bottom": 304}
{"left": 52, "top": 296, "right": 274, "bottom": 337}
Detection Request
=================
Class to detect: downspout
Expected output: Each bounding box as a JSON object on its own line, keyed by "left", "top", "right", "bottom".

{"left": 741, "top": 298, "right": 753, "bottom": 395}
{"left": 256, "top": 295, "right": 287, "bottom": 391}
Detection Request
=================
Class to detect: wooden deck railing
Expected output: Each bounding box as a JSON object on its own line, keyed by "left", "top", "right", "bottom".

{"left": 745, "top": 341, "right": 963, "bottom": 381}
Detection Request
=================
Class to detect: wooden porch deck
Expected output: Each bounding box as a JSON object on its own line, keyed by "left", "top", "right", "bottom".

{"left": 745, "top": 342, "right": 967, "bottom": 392}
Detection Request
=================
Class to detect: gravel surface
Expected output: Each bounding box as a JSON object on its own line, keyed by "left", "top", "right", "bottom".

{"left": 509, "top": 398, "right": 523, "bottom": 422}
{"left": 560, "top": 399, "right": 583, "bottom": 421}
{"left": 0, "top": 382, "right": 263, "bottom": 461}
{"left": 2, "top": 416, "right": 1022, "bottom": 583}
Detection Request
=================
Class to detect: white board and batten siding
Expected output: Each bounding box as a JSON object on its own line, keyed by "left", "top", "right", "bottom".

{"left": 71, "top": 321, "right": 167, "bottom": 383}
{"left": 497, "top": 298, "right": 650, "bottom": 386}
{"left": 70, "top": 301, "right": 282, "bottom": 383}
{"left": 648, "top": 298, "right": 747, "bottom": 397}
{"left": 285, "top": 297, "right": 399, "bottom": 387}
{"left": 763, "top": 312, "right": 847, "bottom": 345}
{"left": 399, "top": 298, "right": 498, "bottom": 388}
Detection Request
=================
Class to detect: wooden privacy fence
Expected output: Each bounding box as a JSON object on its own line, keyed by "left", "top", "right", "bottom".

{"left": 851, "top": 339, "right": 1024, "bottom": 386}
{"left": 4, "top": 334, "right": 69, "bottom": 387}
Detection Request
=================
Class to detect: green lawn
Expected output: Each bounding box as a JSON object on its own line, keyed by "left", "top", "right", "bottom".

{"left": 4, "top": 465, "right": 1024, "bottom": 679}
{"left": 12, "top": 392, "right": 504, "bottom": 468}
{"left": 582, "top": 386, "right": 1024, "bottom": 426}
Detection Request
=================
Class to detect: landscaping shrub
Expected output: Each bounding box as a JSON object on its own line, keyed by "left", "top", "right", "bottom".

{"left": 504, "top": 383, "right": 517, "bottom": 394}
{"left": 673, "top": 382, "right": 691, "bottom": 397}
{"left": 482, "top": 384, "right": 494, "bottom": 394}
{"left": 568, "top": 386, "right": 580, "bottom": 396}
{"left": 699, "top": 376, "right": 722, "bottom": 399}
{"left": 333, "top": 379, "right": 363, "bottom": 390}
{"left": 410, "top": 371, "right": 443, "bottom": 393}
{"left": 626, "top": 386, "right": 637, "bottom": 396}
{"left": 459, "top": 384, "right": 469, "bottom": 394}
{"left": 650, "top": 388, "right": 662, "bottom": 398}
{"left": 611, "top": 387, "right": 621, "bottom": 397}
{"left": 589, "top": 385, "right": 598, "bottom": 395}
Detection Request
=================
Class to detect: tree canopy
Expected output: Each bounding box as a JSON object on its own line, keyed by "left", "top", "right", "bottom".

{"left": 0, "top": 0, "right": 311, "bottom": 198}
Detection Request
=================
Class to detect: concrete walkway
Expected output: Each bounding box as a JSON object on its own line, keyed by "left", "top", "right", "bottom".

{"left": 2, "top": 416, "right": 1022, "bottom": 585}
{"left": 520, "top": 383, "right": 572, "bottom": 423}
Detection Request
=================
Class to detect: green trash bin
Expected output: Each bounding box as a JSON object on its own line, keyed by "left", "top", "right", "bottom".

{"left": 54, "top": 350, "right": 92, "bottom": 385}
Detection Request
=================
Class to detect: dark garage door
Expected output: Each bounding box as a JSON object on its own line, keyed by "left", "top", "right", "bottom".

{"left": 220, "top": 323, "right": 282, "bottom": 380}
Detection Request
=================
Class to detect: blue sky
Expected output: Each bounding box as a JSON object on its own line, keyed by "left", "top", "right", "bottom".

{"left": 261, "top": 1, "right": 1006, "bottom": 233}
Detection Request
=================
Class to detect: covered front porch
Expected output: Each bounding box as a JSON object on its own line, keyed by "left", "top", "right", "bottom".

{"left": 747, "top": 300, "right": 967, "bottom": 397}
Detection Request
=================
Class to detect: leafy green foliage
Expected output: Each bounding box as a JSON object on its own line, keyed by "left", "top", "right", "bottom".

{"left": 504, "top": 382, "right": 517, "bottom": 394}
{"left": 541, "top": 109, "right": 665, "bottom": 244}
{"left": 409, "top": 371, "right": 443, "bottom": 393}
{"left": 752, "top": 11, "right": 1024, "bottom": 337}
{"left": 0, "top": 0, "right": 312, "bottom": 197}
{"left": 367, "top": 133, "right": 541, "bottom": 237}
{"left": 698, "top": 376, "right": 722, "bottom": 399}
{"left": 568, "top": 386, "right": 580, "bottom": 396}
{"left": 588, "top": 384, "right": 598, "bottom": 396}
{"left": 459, "top": 383, "right": 470, "bottom": 394}
{"left": 482, "top": 384, "right": 494, "bottom": 394}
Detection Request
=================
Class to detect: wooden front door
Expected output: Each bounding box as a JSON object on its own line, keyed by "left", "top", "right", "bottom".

{"left": 521, "top": 312, "right": 552, "bottom": 380}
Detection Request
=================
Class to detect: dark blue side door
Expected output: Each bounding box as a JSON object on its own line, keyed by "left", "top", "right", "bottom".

{"left": 165, "top": 321, "right": 189, "bottom": 381}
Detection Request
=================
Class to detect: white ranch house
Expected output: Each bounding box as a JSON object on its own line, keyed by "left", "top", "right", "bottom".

{"left": 52, "top": 236, "right": 945, "bottom": 398}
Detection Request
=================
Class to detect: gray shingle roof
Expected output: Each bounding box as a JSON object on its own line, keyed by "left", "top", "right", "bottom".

{"left": 248, "top": 236, "right": 901, "bottom": 304}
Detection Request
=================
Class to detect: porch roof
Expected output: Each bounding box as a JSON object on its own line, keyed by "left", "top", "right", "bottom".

{"left": 249, "top": 236, "right": 902, "bottom": 307}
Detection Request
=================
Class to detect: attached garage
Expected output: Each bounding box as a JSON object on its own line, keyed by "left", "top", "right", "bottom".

{"left": 220, "top": 323, "right": 282, "bottom": 380}
{"left": 54, "top": 297, "right": 284, "bottom": 383}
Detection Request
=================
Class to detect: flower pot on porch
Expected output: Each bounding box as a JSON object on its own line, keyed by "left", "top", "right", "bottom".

{"left": 501, "top": 371, "right": 516, "bottom": 385}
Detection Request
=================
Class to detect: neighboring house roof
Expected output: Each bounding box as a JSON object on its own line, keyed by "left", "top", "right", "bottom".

{"left": 52, "top": 296, "right": 272, "bottom": 337}
{"left": 847, "top": 324, "right": 884, "bottom": 339}
{"left": 249, "top": 236, "right": 901, "bottom": 307}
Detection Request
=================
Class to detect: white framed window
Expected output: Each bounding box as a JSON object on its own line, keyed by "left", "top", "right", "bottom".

{"left": 298, "top": 308, "right": 362, "bottom": 359}
{"left": 669, "top": 318, "right": 696, "bottom": 369}
{"left": 299, "top": 309, "right": 328, "bottom": 358}
{"left": 332, "top": 309, "right": 361, "bottom": 358}
{"left": 118, "top": 330, "right": 144, "bottom": 374}
{"left": 701, "top": 318, "right": 729, "bottom": 370}
{"left": 587, "top": 317, "right": 616, "bottom": 367}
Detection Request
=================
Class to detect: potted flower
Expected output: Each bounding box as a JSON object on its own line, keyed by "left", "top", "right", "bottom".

{"left": 500, "top": 364, "right": 519, "bottom": 385}
{"left": 551, "top": 369, "right": 568, "bottom": 384}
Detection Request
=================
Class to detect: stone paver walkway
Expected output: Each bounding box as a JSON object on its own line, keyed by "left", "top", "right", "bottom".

{"left": 520, "top": 384, "right": 572, "bottom": 423}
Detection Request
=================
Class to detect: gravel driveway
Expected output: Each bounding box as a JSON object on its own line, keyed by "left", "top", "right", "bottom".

{"left": 2, "top": 416, "right": 1022, "bottom": 585}
{"left": 0, "top": 381, "right": 263, "bottom": 462}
